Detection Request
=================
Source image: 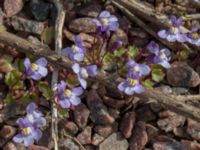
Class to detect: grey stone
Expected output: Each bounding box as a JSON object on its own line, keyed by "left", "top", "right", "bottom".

{"left": 99, "top": 133, "right": 129, "bottom": 150}
{"left": 30, "top": 0, "right": 50, "bottom": 21}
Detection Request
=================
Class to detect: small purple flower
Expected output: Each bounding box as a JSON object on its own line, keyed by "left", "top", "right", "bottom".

{"left": 62, "top": 36, "right": 86, "bottom": 62}
{"left": 24, "top": 57, "right": 48, "bottom": 81}
{"left": 147, "top": 41, "right": 171, "bottom": 69}
{"left": 57, "top": 81, "right": 83, "bottom": 109}
{"left": 26, "top": 103, "right": 46, "bottom": 128}
{"left": 72, "top": 63, "right": 97, "bottom": 89}
{"left": 158, "top": 16, "right": 187, "bottom": 42}
{"left": 93, "top": 10, "right": 119, "bottom": 33}
{"left": 13, "top": 118, "right": 42, "bottom": 147}
{"left": 126, "top": 60, "right": 151, "bottom": 78}
{"left": 186, "top": 28, "right": 200, "bottom": 46}
{"left": 118, "top": 78, "right": 144, "bottom": 95}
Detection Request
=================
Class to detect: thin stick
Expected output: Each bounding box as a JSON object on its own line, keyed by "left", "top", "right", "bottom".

{"left": 181, "top": 14, "right": 200, "bottom": 21}
{"left": 51, "top": 1, "right": 66, "bottom": 150}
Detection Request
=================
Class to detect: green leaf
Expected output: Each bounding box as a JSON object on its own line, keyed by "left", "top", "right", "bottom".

{"left": 179, "top": 49, "right": 189, "bottom": 60}
{"left": 5, "top": 70, "right": 22, "bottom": 87}
{"left": 113, "top": 48, "right": 125, "bottom": 57}
{"left": 142, "top": 79, "right": 154, "bottom": 88}
{"left": 38, "top": 82, "right": 53, "bottom": 100}
{"left": 128, "top": 47, "right": 139, "bottom": 58}
{"left": 13, "top": 58, "right": 25, "bottom": 71}
{"left": 58, "top": 109, "right": 69, "bottom": 119}
{"left": 151, "top": 68, "right": 165, "bottom": 82}
{"left": 4, "top": 94, "right": 15, "bottom": 106}
{"left": 41, "top": 27, "right": 55, "bottom": 44}
{"left": 0, "top": 55, "right": 14, "bottom": 73}
{"left": 13, "top": 81, "right": 24, "bottom": 90}
{"left": 19, "top": 92, "right": 37, "bottom": 104}
{"left": 104, "top": 52, "right": 114, "bottom": 63}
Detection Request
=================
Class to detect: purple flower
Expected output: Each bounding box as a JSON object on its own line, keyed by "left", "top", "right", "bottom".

{"left": 118, "top": 78, "right": 144, "bottom": 95}
{"left": 72, "top": 63, "right": 97, "bottom": 89}
{"left": 26, "top": 103, "right": 46, "bottom": 128}
{"left": 126, "top": 60, "right": 151, "bottom": 78}
{"left": 186, "top": 28, "right": 200, "bottom": 46}
{"left": 57, "top": 81, "right": 83, "bottom": 109}
{"left": 147, "top": 41, "right": 171, "bottom": 68}
{"left": 13, "top": 118, "right": 42, "bottom": 147}
{"left": 62, "top": 36, "right": 86, "bottom": 62}
{"left": 93, "top": 10, "right": 119, "bottom": 33}
{"left": 158, "top": 16, "right": 187, "bottom": 42}
{"left": 24, "top": 57, "right": 48, "bottom": 81}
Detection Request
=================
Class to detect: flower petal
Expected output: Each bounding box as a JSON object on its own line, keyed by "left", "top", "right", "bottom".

{"left": 159, "top": 61, "right": 171, "bottom": 69}
{"left": 109, "top": 15, "right": 118, "bottom": 22}
{"left": 26, "top": 102, "right": 37, "bottom": 114}
{"left": 133, "top": 84, "right": 144, "bottom": 94}
{"left": 13, "top": 134, "right": 24, "bottom": 143}
{"left": 86, "top": 65, "right": 97, "bottom": 77}
{"left": 139, "top": 64, "right": 151, "bottom": 75}
{"left": 62, "top": 47, "right": 72, "bottom": 57}
{"left": 35, "top": 57, "right": 47, "bottom": 66}
{"left": 60, "top": 99, "right": 71, "bottom": 109}
{"left": 72, "top": 63, "right": 80, "bottom": 74}
{"left": 158, "top": 30, "right": 168, "bottom": 39}
{"left": 79, "top": 78, "right": 87, "bottom": 89}
{"left": 70, "top": 97, "right": 81, "bottom": 106}
{"left": 125, "top": 87, "right": 135, "bottom": 95}
{"left": 34, "top": 118, "right": 46, "bottom": 128}
{"left": 74, "top": 53, "right": 85, "bottom": 62}
{"left": 118, "top": 81, "right": 126, "bottom": 92}
{"left": 31, "top": 72, "right": 42, "bottom": 80}
{"left": 24, "top": 136, "right": 34, "bottom": 147}
{"left": 99, "top": 10, "right": 110, "bottom": 18}
{"left": 24, "top": 58, "right": 31, "bottom": 70}
{"left": 72, "top": 87, "right": 83, "bottom": 96}
{"left": 32, "top": 129, "right": 42, "bottom": 141}
{"left": 38, "top": 66, "right": 48, "bottom": 77}
{"left": 108, "top": 22, "right": 119, "bottom": 31}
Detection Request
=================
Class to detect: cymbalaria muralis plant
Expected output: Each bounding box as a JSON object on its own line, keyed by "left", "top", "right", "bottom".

{"left": 7, "top": 10, "right": 200, "bottom": 147}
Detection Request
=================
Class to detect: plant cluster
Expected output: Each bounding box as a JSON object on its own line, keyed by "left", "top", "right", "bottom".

{"left": 5, "top": 11, "right": 199, "bottom": 147}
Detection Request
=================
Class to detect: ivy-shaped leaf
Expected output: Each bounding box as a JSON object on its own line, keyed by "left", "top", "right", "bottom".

{"left": 142, "top": 79, "right": 154, "bottom": 88}
{"left": 0, "top": 55, "right": 13, "bottom": 73}
{"left": 41, "top": 26, "right": 55, "bottom": 44}
{"left": 113, "top": 48, "right": 125, "bottom": 57}
{"left": 4, "top": 94, "right": 15, "bottom": 106}
{"left": 38, "top": 82, "right": 53, "bottom": 100}
{"left": 128, "top": 47, "right": 139, "bottom": 58}
{"left": 58, "top": 109, "right": 69, "bottom": 119}
{"left": 104, "top": 52, "right": 114, "bottom": 63}
{"left": 151, "top": 68, "right": 165, "bottom": 82}
{"left": 5, "top": 70, "right": 22, "bottom": 88}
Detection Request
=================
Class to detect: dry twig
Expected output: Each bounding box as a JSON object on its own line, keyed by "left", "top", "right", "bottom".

{"left": 51, "top": 1, "right": 66, "bottom": 150}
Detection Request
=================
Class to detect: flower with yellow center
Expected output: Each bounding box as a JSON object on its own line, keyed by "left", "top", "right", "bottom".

{"left": 31, "top": 63, "right": 39, "bottom": 71}
{"left": 64, "top": 89, "right": 71, "bottom": 97}
{"left": 21, "top": 127, "right": 32, "bottom": 135}
{"left": 170, "top": 27, "right": 179, "bottom": 34}
{"left": 101, "top": 18, "right": 109, "bottom": 25}
{"left": 128, "top": 79, "right": 137, "bottom": 86}
{"left": 192, "top": 33, "right": 199, "bottom": 39}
